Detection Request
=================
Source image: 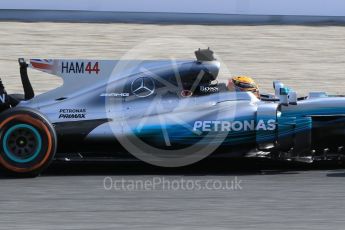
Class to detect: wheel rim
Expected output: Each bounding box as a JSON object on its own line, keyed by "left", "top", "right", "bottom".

{"left": 3, "top": 124, "right": 42, "bottom": 163}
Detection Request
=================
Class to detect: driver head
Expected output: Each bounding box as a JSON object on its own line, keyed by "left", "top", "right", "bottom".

{"left": 227, "top": 76, "right": 260, "bottom": 99}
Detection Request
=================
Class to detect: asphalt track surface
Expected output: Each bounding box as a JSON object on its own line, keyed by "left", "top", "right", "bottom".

{"left": 0, "top": 22, "right": 345, "bottom": 229}
{"left": 1, "top": 166, "right": 345, "bottom": 230}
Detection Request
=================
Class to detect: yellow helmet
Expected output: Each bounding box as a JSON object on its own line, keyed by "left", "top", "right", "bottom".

{"left": 228, "top": 76, "right": 260, "bottom": 98}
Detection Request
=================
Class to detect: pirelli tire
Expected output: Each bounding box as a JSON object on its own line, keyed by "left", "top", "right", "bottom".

{"left": 0, "top": 108, "right": 57, "bottom": 177}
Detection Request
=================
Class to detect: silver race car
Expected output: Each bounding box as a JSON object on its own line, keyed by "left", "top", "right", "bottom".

{"left": 0, "top": 49, "right": 344, "bottom": 177}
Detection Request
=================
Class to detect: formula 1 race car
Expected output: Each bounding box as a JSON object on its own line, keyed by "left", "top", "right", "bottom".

{"left": 0, "top": 49, "right": 344, "bottom": 177}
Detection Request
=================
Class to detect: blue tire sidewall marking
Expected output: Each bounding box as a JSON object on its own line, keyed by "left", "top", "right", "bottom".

{"left": 2, "top": 124, "right": 42, "bottom": 164}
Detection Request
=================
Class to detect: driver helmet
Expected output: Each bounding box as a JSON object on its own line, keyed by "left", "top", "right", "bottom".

{"left": 228, "top": 76, "right": 260, "bottom": 99}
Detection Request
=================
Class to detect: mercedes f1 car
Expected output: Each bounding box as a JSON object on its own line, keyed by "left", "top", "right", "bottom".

{"left": 0, "top": 49, "right": 344, "bottom": 176}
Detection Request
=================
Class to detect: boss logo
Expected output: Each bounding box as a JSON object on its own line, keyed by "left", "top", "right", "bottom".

{"left": 200, "top": 86, "right": 219, "bottom": 93}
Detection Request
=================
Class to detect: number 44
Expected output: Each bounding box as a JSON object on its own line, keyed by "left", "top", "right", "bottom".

{"left": 85, "top": 62, "right": 100, "bottom": 74}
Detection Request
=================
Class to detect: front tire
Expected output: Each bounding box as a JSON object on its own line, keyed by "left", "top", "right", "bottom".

{"left": 0, "top": 108, "right": 57, "bottom": 177}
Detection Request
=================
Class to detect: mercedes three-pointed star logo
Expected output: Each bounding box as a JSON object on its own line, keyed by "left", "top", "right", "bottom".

{"left": 131, "top": 77, "right": 155, "bottom": 97}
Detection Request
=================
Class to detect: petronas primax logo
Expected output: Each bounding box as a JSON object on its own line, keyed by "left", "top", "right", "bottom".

{"left": 193, "top": 119, "right": 276, "bottom": 132}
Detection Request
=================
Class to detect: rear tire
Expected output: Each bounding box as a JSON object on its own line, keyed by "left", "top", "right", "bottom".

{"left": 0, "top": 108, "right": 57, "bottom": 177}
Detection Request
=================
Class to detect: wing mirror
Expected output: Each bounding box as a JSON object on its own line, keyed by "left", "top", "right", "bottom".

{"left": 279, "top": 87, "right": 298, "bottom": 106}
{"left": 288, "top": 91, "right": 297, "bottom": 105}
{"left": 274, "top": 81, "right": 297, "bottom": 106}
{"left": 279, "top": 87, "right": 289, "bottom": 106}
{"left": 273, "top": 81, "right": 284, "bottom": 98}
